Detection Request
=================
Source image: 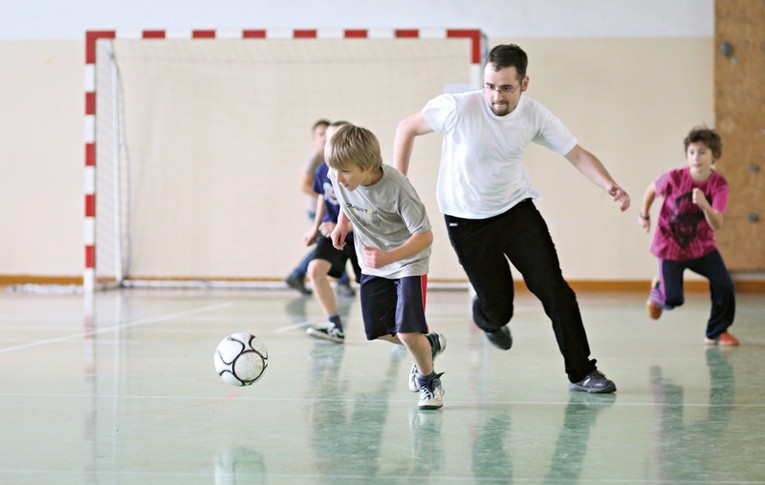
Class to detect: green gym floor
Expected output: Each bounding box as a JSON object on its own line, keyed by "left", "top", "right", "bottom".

{"left": 1, "top": 285, "right": 763, "bottom": 484}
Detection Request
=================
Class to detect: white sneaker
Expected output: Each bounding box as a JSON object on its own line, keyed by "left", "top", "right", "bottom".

{"left": 418, "top": 373, "right": 444, "bottom": 410}
{"left": 409, "top": 333, "right": 446, "bottom": 392}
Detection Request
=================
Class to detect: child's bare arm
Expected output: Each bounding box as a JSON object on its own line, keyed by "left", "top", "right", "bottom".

{"left": 639, "top": 183, "right": 657, "bottom": 233}
{"left": 363, "top": 230, "right": 433, "bottom": 269}
{"left": 692, "top": 188, "right": 724, "bottom": 230}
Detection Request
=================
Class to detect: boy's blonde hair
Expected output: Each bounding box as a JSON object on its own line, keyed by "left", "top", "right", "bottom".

{"left": 324, "top": 124, "right": 383, "bottom": 171}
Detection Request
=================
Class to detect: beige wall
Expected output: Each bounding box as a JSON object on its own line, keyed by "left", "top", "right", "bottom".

{"left": 0, "top": 41, "right": 84, "bottom": 277}
{"left": 0, "top": 36, "right": 714, "bottom": 283}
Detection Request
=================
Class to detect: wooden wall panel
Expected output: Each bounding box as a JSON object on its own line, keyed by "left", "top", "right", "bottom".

{"left": 715, "top": 0, "right": 765, "bottom": 270}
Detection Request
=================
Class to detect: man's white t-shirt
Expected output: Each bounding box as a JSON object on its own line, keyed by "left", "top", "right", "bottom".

{"left": 421, "top": 91, "right": 577, "bottom": 219}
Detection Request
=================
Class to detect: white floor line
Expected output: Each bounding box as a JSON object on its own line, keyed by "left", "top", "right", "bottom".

{"left": 273, "top": 320, "right": 318, "bottom": 332}
{"left": 0, "top": 302, "right": 234, "bottom": 354}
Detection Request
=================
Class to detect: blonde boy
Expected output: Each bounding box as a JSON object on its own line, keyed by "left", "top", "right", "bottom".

{"left": 326, "top": 124, "right": 446, "bottom": 410}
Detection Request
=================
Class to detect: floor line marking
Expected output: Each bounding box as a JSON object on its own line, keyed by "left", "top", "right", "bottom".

{"left": 0, "top": 302, "right": 234, "bottom": 354}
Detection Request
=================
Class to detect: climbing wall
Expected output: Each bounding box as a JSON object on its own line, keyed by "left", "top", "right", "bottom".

{"left": 715, "top": 0, "right": 765, "bottom": 270}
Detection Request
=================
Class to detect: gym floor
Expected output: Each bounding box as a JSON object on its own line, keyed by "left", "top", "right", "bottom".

{"left": 1, "top": 285, "right": 763, "bottom": 483}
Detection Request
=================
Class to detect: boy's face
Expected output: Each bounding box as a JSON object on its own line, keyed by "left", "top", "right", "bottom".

{"left": 334, "top": 165, "right": 372, "bottom": 191}
{"left": 312, "top": 125, "right": 328, "bottom": 153}
{"left": 686, "top": 141, "right": 715, "bottom": 176}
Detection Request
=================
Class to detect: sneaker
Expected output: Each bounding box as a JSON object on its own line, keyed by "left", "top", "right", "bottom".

{"left": 409, "top": 333, "right": 447, "bottom": 392}
{"left": 647, "top": 276, "right": 662, "bottom": 320}
{"left": 568, "top": 370, "right": 617, "bottom": 394}
{"left": 335, "top": 282, "right": 355, "bottom": 297}
{"left": 285, "top": 274, "right": 312, "bottom": 295}
{"left": 306, "top": 321, "right": 344, "bottom": 343}
{"left": 486, "top": 326, "right": 512, "bottom": 350}
{"left": 647, "top": 299, "right": 663, "bottom": 320}
{"left": 418, "top": 373, "right": 444, "bottom": 410}
{"left": 704, "top": 331, "right": 740, "bottom": 346}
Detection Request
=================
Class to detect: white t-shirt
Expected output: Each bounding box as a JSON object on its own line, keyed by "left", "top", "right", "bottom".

{"left": 330, "top": 165, "right": 431, "bottom": 279}
{"left": 421, "top": 91, "right": 577, "bottom": 219}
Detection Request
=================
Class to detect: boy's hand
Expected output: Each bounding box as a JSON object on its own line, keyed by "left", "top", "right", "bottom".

{"left": 331, "top": 225, "right": 347, "bottom": 250}
{"left": 692, "top": 188, "right": 710, "bottom": 210}
{"left": 363, "top": 245, "right": 390, "bottom": 269}
{"left": 303, "top": 228, "right": 319, "bottom": 246}
{"left": 638, "top": 214, "right": 651, "bottom": 233}
{"left": 318, "top": 222, "right": 336, "bottom": 238}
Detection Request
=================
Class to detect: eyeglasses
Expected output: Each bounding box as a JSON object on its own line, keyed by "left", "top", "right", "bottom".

{"left": 484, "top": 82, "right": 521, "bottom": 94}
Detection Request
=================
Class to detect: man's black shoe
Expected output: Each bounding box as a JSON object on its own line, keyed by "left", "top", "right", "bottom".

{"left": 568, "top": 370, "right": 616, "bottom": 394}
{"left": 486, "top": 326, "right": 512, "bottom": 350}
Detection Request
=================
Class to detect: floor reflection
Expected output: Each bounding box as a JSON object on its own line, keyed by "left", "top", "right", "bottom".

{"left": 472, "top": 412, "right": 512, "bottom": 482}
{"left": 648, "top": 347, "right": 735, "bottom": 482}
{"left": 304, "top": 342, "right": 405, "bottom": 481}
{"left": 214, "top": 446, "right": 266, "bottom": 485}
{"left": 544, "top": 393, "right": 616, "bottom": 483}
{"left": 406, "top": 408, "right": 444, "bottom": 477}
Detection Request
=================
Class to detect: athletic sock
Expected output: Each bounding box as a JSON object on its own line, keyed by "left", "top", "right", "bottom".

{"left": 417, "top": 371, "right": 437, "bottom": 388}
{"left": 328, "top": 314, "right": 343, "bottom": 330}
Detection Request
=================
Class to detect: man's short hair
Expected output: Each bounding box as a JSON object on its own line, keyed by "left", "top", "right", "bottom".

{"left": 487, "top": 44, "right": 528, "bottom": 79}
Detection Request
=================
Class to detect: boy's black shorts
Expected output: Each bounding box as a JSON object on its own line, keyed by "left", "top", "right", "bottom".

{"left": 313, "top": 236, "right": 361, "bottom": 281}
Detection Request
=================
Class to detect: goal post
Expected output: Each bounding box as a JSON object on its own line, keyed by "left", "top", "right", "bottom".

{"left": 83, "top": 28, "right": 486, "bottom": 292}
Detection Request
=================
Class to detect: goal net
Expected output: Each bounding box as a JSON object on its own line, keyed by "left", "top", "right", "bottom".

{"left": 85, "top": 29, "right": 484, "bottom": 291}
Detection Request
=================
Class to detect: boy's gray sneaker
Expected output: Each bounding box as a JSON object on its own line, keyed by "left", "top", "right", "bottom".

{"left": 486, "top": 326, "right": 512, "bottom": 350}
{"left": 306, "top": 321, "right": 344, "bottom": 343}
{"left": 568, "top": 370, "right": 616, "bottom": 394}
{"left": 409, "top": 333, "right": 446, "bottom": 392}
{"left": 418, "top": 374, "right": 444, "bottom": 410}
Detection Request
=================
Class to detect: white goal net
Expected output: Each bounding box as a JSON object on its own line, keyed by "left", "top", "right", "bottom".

{"left": 88, "top": 30, "right": 483, "bottom": 290}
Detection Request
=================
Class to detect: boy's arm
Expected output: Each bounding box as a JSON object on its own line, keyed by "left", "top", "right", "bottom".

{"left": 363, "top": 230, "right": 433, "bottom": 269}
{"left": 692, "top": 188, "right": 724, "bottom": 230}
{"left": 565, "top": 145, "right": 630, "bottom": 211}
{"left": 393, "top": 112, "right": 434, "bottom": 176}
{"left": 300, "top": 152, "right": 323, "bottom": 197}
{"left": 303, "top": 196, "right": 326, "bottom": 246}
{"left": 330, "top": 210, "right": 353, "bottom": 250}
{"left": 300, "top": 173, "right": 317, "bottom": 197}
{"left": 639, "top": 183, "right": 656, "bottom": 233}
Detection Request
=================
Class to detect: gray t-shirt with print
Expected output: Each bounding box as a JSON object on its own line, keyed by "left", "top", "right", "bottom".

{"left": 329, "top": 164, "right": 431, "bottom": 279}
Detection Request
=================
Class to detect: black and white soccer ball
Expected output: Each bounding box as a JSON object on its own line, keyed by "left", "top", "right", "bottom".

{"left": 214, "top": 332, "right": 268, "bottom": 386}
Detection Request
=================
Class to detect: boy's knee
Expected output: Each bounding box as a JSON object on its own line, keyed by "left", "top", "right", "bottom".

{"left": 306, "top": 260, "right": 328, "bottom": 280}
{"left": 664, "top": 296, "right": 684, "bottom": 309}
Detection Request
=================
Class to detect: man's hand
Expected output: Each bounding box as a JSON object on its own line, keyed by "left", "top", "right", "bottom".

{"left": 608, "top": 185, "right": 631, "bottom": 212}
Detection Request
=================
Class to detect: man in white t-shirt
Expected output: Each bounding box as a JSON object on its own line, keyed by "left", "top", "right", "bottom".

{"left": 393, "top": 44, "right": 630, "bottom": 394}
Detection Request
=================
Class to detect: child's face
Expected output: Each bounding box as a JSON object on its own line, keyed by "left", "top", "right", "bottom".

{"left": 686, "top": 141, "right": 715, "bottom": 177}
{"left": 312, "top": 125, "right": 328, "bottom": 152}
{"left": 334, "top": 165, "right": 373, "bottom": 191}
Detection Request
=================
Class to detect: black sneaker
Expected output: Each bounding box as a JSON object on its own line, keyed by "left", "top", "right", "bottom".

{"left": 285, "top": 274, "right": 311, "bottom": 295}
{"left": 568, "top": 370, "right": 616, "bottom": 394}
{"left": 409, "top": 333, "right": 446, "bottom": 392}
{"left": 486, "top": 326, "right": 512, "bottom": 350}
{"left": 306, "top": 321, "right": 344, "bottom": 343}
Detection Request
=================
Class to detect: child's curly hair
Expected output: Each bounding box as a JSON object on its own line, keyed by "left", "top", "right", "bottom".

{"left": 684, "top": 126, "right": 722, "bottom": 159}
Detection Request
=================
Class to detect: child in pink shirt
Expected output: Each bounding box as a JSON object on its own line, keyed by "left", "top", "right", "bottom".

{"left": 639, "top": 126, "right": 738, "bottom": 346}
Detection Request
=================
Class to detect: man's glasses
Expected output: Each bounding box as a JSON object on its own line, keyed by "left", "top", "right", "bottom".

{"left": 484, "top": 82, "right": 521, "bottom": 94}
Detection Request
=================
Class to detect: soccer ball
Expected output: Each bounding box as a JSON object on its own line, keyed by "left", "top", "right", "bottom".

{"left": 214, "top": 333, "right": 268, "bottom": 386}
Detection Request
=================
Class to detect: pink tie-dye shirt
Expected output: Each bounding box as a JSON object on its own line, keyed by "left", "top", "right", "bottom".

{"left": 650, "top": 167, "right": 728, "bottom": 261}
